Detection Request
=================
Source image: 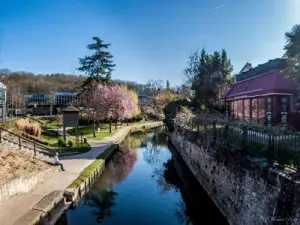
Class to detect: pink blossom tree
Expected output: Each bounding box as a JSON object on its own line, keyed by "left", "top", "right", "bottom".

{"left": 90, "top": 84, "right": 135, "bottom": 134}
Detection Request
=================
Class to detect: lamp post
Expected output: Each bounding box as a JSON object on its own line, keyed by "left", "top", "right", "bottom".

{"left": 89, "top": 107, "right": 96, "bottom": 138}
{"left": 79, "top": 107, "right": 84, "bottom": 145}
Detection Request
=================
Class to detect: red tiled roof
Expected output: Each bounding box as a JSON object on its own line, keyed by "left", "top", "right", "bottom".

{"left": 224, "top": 69, "right": 295, "bottom": 100}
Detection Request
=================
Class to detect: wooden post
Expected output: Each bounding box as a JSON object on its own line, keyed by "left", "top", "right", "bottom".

{"left": 34, "top": 142, "right": 36, "bottom": 156}
{"left": 63, "top": 126, "right": 66, "bottom": 142}
{"left": 81, "top": 126, "right": 83, "bottom": 146}
{"left": 18, "top": 136, "right": 21, "bottom": 150}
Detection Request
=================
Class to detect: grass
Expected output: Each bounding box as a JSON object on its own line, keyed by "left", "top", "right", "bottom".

{"left": 67, "top": 124, "right": 119, "bottom": 141}
{"left": 44, "top": 121, "right": 61, "bottom": 129}
{"left": 1, "top": 118, "right": 19, "bottom": 130}
{"left": 68, "top": 144, "right": 118, "bottom": 188}
{"left": 41, "top": 129, "right": 91, "bottom": 153}
{"left": 67, "top": 120, "right": 162, "bottom": 141}
{"left": 35, "top": 116, "right": 62, "bottom": 129}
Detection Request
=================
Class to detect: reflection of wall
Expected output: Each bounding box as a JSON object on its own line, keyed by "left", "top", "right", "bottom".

{"left": 168, "top": 143, "right": 228, "bottom": 225}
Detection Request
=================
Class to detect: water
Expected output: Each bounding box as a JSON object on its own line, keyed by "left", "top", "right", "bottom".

{"left": 56, "top": 128, "right": 228, "bottom": 225}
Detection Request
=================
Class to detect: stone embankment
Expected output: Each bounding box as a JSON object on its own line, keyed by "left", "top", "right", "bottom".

{"left": 169, "top": 127, "right": 300, "bottom": 225}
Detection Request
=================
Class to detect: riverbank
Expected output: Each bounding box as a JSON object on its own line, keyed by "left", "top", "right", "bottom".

{"left": 0, "top": 121, "right": 163, "bottom": 225}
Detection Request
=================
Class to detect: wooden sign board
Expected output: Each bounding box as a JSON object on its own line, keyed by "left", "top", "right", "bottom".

{"left": 62, "top": 106, "right": 80, "bottom": 127}
{"left": 63, "top": 112, "right": 79, "bottom": 127}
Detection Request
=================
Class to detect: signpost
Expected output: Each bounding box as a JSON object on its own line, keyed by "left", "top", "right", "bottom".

{"left": 62, "top": 106, "right": 80, "bottom": 142}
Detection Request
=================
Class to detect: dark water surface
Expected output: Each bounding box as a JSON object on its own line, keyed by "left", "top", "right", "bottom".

{"left": 56, "top": 128, "right": 228, "bottom": 225}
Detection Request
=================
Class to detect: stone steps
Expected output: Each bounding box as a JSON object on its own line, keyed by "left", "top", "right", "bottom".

{"left": 1, "top": 132, "right": 54, "bottom": 163}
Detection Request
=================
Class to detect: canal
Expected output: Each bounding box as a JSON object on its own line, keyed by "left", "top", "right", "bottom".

{"left": 56, "top": 128, "right": 228, "bottom": 225}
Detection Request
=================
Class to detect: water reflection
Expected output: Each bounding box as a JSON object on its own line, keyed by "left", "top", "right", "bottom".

{"left": 57, "top": 128, "right": 228, "bottom": 225}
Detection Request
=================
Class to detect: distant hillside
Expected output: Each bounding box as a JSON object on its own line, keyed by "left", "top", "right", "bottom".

{"left": 0, "top": 69, "right": 165, "bottom": 108}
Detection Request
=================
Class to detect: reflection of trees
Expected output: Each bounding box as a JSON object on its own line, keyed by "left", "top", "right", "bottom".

{"left": 174, "top": 198, "right": 192, "bottom": 225}
{"left": 122, "top": 135, "right": 142, "bottom": 150}
{"left": 143, "top": 143, "right": 165, "bottom": 167}
{"left": 89, "top": 189, "right": 118, "bottom": 223}
{"left": 151, "top": 158, "right": 181, "bottom": 193}
{"left": 81, "top": 147, "right": 138, "bottom": 223}
{"left": 94, "top": 147, "right": 138, "bottom": 190}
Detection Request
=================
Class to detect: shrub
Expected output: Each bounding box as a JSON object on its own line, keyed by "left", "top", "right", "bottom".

{"left": 68, "top": 140, "right": 74, "bottom": 147}
{"left": 16, "top": 118, "right": 42, "bottom": 138}
{"left": 57, "top": 138, "right": 65, "bottom": 147}
{"left": 163, "top": 98, "right": 193, "bottom": 131}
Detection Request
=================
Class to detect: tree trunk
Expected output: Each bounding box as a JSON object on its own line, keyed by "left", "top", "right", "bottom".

{"left": 93, "top": 119, "right": 96, "bottom": 137}
{"left": 127, "top": 118, "right": 129, "bottom": 126}
{"left": 115, "top": 120, "right": 117, "bottom": 130}
{"left": 109, "top": 118, "right": 112, "bottom": 133}
{"left": 98, "top": 120, "right": 101, "bottom": 132}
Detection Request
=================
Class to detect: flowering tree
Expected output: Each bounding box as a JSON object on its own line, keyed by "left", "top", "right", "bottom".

{"left": 121, "top": 85, "right": 140, "bottom": 123}
{"left": 90, "top": 84, "right": 135, "bottom": 133}
{"left": 109, "top": 85, "right": 134, "bottom": 131}
{"left": 153, "top": 90, "right": 178, "bottom": 114}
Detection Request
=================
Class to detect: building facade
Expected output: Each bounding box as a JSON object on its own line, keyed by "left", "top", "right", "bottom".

{"left": 24, "top": 92, "right": 80, "bottom": 115}
{"left": 224, "top": 58, "right": 299, "bottom": 129}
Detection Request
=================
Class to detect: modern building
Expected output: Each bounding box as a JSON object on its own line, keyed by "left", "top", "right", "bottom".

{"left": 223, "top": 58, "right": 299, "bottom": 129}
{"left": 0, "top": 82, "right": 7, "bottom": 122}
{"left": 24, "top": 92, "right": 80, "bottom": 115}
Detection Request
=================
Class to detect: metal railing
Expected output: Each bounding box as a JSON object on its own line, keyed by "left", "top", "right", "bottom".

{"left": 0, "top": 126, "right": 55, "bottom": 161}
{"left": 174, "top": 121, "right": 300, "bottom": 171}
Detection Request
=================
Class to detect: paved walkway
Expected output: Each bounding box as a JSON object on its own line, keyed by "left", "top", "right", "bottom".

{"left": 0, "top": 125, "right": 133, "bottom": 225}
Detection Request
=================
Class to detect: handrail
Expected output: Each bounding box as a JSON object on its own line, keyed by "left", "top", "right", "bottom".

{"left": 0, "top": 127, "right": 55, "bottom": 155}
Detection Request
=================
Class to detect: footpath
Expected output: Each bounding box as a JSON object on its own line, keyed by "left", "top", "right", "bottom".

{"left": 0, "top": 122, "right": 161, "bottom": 225}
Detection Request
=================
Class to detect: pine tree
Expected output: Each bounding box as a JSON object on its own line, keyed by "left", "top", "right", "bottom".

{"left": 78, "top": 37, "right": 116, "bottom": 88}
{"left": 283, "top": 24, "right": 300, "bottom": 82}
{"left": 166, "top": 80, "right": 170, "bottom": 90}
{"left": 187, "top": 48, "right": 233, "bottom": 108}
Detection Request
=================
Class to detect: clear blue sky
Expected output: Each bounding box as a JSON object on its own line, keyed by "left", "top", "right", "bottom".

{"left": 0, "top": 0, "right": 299, "bottom": 86}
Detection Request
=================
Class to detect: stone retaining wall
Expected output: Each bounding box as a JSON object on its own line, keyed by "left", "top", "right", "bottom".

{"left": 169, "top": 131, "right": 300, "bottom": 225}
{"left": 0, "top": 167, "right": 56, "bottom": 202}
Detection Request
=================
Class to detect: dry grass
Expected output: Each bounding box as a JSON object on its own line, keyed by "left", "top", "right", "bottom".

{"left": 0, "top": 147, "right": 51, "bottom": 183}
{"left": 16, "top": 118, "right": 42, "bottom": 138}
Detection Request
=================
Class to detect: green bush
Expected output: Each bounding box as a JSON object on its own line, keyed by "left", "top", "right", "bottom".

{"left": 68, "top": 140, "right": 74, "bottom": 147}
{"left": 163, "top": 99, "right": 193, "bottom": 131}
{"left": 1, "top": 118, "right": 19, "bottom": 130}
{"left": 57, "top": 138, "right": 66, "bottom": 147}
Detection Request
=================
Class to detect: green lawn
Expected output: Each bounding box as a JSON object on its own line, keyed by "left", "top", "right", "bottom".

{"left": 67, "top": 124, "right": 119, "bottom": 141}
{"left": 67, "top": 120, "right": 160, "bottom": 141}
{"left": 32, "top": 116, "right": 62, "bottom": 129}
{"left": 42, "top": 129, "right": 91, "bottom": 153}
